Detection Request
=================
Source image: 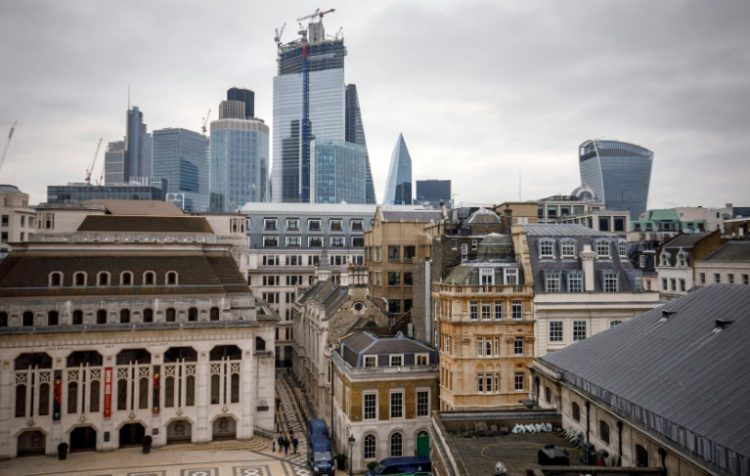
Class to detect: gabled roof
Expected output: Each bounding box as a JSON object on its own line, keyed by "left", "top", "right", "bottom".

{"left": 701, "top": 241, "right": 750, "bottom": 262}
{"left": 540, "top": 285, "right": 750, "bottom": 471}
{"left": 522, "top": 223, "right": 612, "bottom": 237}
{"left": 340, "top": 331, "right": 435, "bottom": 358}
{"left": 77, "top": 215, "right": 213, "bottom": 233}
{"left": 661, "top": 232, "right": 711, "bottom": 250}
{"left": 296, "top": 280, "right": 351, "bottom": 316}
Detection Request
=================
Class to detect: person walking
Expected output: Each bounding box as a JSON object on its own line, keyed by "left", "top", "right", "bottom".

{"left": 277, "top": 434, "right": 284, "bottom": 454}
{"left": 282, "top": 436, "right": 289, "bottom": 455}
{"left": 291, "top": 433, "right": 299, "bottom": 454}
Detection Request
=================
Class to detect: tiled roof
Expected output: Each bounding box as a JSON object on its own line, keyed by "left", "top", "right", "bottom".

{"left": 540, "top": 285, "right": 750, "bottom": 472}
{"left": 662, "top": 232, "right": 711, "bottom": 249}
{"left": 701, "top": 241, "right": 750, "bottom": 262}
{"left": 522, "top": 224, "right": 612, "bottom": 237}
{"left": 77, "top": 215, "right": 213, "bottom": 233}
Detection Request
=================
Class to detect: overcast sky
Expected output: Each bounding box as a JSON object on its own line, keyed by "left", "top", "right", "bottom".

{"left": 1, "top": 0, "right": 748, "bottom": 208}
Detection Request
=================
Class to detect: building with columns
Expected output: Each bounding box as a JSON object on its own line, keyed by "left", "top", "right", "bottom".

{"left": 0, "top": 216, "right": 276, "bottom": 458}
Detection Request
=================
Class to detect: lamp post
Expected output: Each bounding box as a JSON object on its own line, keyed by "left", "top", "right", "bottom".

{"left": 348, "top": 434, "right": 355, "bottom": 476}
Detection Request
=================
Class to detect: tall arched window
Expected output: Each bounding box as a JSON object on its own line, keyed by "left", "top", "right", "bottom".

{"left": 121, "top": 271, "right": 133, "bottom": 286}
{"left": 120, "top": 309, "right": 131, "bottom": 323}
{"left": 49, "top": 272, "right": 63, "bottom": 287}
{"left": 166, "top": 308, "right": 176, "bottom": 322}
{"left": 23, "top": 311, "right": 34, "bottom": 327}
{"left": 97, "top": 272, "right": 110, "bottom": 286}
{"left": 116, "top": 349, "right": 151, "bottom": 411}
{"left": 164, "top": 347, "right": 197, "bottom": 408}
{"left": 96, "top": 309, "right": 107, "bottom": 324}
{"left": 143, "top": 308, "right": 153, "bottom": 323}
{"left": 363, "top": 433, "right": 377, "bottom": 459}
{"left": 210, "top": 307, "right": 220, "bottom": 321}
{"left": 389, "top": 432, "right": 403, "bottom": 457}
{"left": 166, "top": 271, "right": 178, "bottom": 285}
{"left": 47, "top": 311, "right": 59, "bottom": 326}
{"left": 72, "top": 310, "right": 84, "bottom": 325}
{"left": 572, "top": 402, "right": 581, "bottom": 421}
{"left": 188, "top": 307, "right": 198, "bottom": 322}
{"left": 599, "top": 420, "right": 610, "bottom": 445}
{"left": 209, "top": 345, "right": 241, "bottom": 406}
{"left": 73, "top": 272, "right": 86, "bottom": 286}
{"left": 143, "top": 271, "right": 156, "bottom": 286}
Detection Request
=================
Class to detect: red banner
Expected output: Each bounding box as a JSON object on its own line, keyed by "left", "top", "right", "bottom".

{"left": 103, "top": 367, "right": 113, "bottom": 418}
{"left": 53, "top": 371, "right": 62, "bottom": 421}
{"left": 152, "top": 366, "right": 160, "bottom": 415}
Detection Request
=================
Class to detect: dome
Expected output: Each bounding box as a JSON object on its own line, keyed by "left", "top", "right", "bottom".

{"left": 571, "top": 184, "right": 597, "bottom": 201}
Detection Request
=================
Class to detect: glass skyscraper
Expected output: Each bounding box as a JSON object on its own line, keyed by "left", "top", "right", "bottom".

{"left": 271, "top": 16, "right": 375, "bottom": 204}
{"left": 579, "top": 139, "right": 653, "bottom": 220}
{"left": 152, "top": 128, "right": 209, "bottom": 212}
{"left": 125, "top": 106, "right": 152, "bottom": 181}
{"left": 209, "top": 117, "right": 269, "bottom": 212}
{"left": 311, "top": 139, "right": 367, "bottom": 204}
{"left": 383, "top": 133, "right": 413, "bottom": 205}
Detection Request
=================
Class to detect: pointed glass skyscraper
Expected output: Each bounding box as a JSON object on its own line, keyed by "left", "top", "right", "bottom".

{"left": 271, "top": 13, "right": 375, "bottom": 204}
{"left": 383, "top": 133, "right": 413, "bottom": 205}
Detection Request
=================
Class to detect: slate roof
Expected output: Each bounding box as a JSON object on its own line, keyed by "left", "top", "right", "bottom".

{"left": 296, "top": 280, "right": 351, "bottom": 316}
{"left": 540, "top": 285, "right": 750, "bottom": 473}
{"left": 701, "top": 241, "right": 750, "bottom": 262}
{"left": 381, "top": 210, "right": 442, "bottom": 222}
{"left": 0, "top": 248, "right": 249, "bottom": 297}
{"left": 522, "top": 223, "right": 612, "bottom": 237}
{"left": 662, "top": 232, "right": 711, "bottom": 250}
{"left": 339, "top": 331, "right": 437, "bottom": 368}
{"left": 77, "top": 215, "right": 213, "bottom": 233}
{"left": 85, "top": 199, "right": 184, "bottom": 216}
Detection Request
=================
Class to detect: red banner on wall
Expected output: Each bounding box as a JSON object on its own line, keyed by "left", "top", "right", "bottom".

{"left": 103, "top": 367, "right": 113, "bottom": 418}
{"left": 53, "top": 370, "right": 62, "bottom": 421}
{"left": 152, "top": 366, "right": 160, "bottom": 415}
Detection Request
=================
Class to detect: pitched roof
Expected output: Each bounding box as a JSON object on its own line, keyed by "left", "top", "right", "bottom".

{"left": 77, "top": 215, "right": 213, "bottom": 233}
{"left": 662, "top": 232, "right": 711, "bottom": 250}
{"left": 540, "top": 285, "right": 750, "bottom": 469}
{"left": 522, "top": 223, "right": 612, "bottom": 237}
{"left": 381, "top": 209, "right": 442, "bottom": 222}
{"left": 701, "top": 241, "right": 750, "bottom": 262}
{"left": 85, "top": 199, "right": 184, "bottom": 216}
{"left": 296, "top": 280, "right": 351, "bottom": 316}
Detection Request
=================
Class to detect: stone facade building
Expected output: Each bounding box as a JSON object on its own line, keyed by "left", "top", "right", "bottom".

{"left": 292, "top": 272, "right": 388, "bottom": 429}
{"left": 0, "top": 215, "right": 277, "bottom": 458}
{"left": 693, "top": 241, "right": 750, "bottom": 287}
{"left": 655, "top": 231, "right": 722, "bottom": 300}
{"left": 331, "top": 331, "right": 438, "bottom": 474}
{"left": 0, "top": 185, "right": 35, "bottom": 259}
{"left": 433, "top": 232, "right": 535, "bottom": 410}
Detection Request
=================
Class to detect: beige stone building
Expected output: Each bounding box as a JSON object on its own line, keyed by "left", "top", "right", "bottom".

{"left": 0, "top": 215, "right": 277, "bottom": 458}
{"left": 364, "top": 207, "right": 442, "bottom": 328}
{"left": 693, "top": 240, "right": 750, "bottom": 287}
{"left": 433, "top": 233, "right": 535, "bottom": 410}
{"left": 331, "top": 331, "right": 438, "bottom": 473}
{"left": 292, "top": 270, "right": 388, "bottom": 427}
{"left": 0, "top": 185, "right": 36, "bottom": 259}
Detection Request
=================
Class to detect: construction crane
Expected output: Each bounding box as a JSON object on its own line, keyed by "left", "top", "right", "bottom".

{"left": 274, "top": 22, "right": 286, "bottom": 46}
{"left": 0, "top": 121, "right": 17, "bottom": 174}
{"left": 296, "top": 8, "right": 335, "bottom": 23}
{"left": 201, "top": 109, "right": 211, "bottom": 136}
{"left": 85, "top": 138, "right": 103, "bottom": 185}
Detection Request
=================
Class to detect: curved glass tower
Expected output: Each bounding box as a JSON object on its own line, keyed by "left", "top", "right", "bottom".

{"left": 383, "top": 133, "right": 413, "bottom": 205}
{"left": 579, "top": 139, "right": 653, "bottom": 220}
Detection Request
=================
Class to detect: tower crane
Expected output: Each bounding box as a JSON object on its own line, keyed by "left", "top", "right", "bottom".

{"left": 296, "top": 8, "right": 335, "bottom": 23}
{"left": 85, "top": 138, "right": 103, "bottom": 185}
{"left": 201, "top": 109, "right": 211, "bottom": 136}
{"left": 0, "top": 121, "right": 18, "bottom": 174}
{"left": 274, "top": 22, "right": 286, "bottom": 46}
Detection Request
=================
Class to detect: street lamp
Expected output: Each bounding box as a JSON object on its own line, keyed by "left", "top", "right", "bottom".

{"left": 348, "top": 434, "right": 355, "bottom": 476}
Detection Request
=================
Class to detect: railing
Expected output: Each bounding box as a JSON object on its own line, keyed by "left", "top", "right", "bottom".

{"left": 435, "top": 283, "right": 532, "bottom": 296}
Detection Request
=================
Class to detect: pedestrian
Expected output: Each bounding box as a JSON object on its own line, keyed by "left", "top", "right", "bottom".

{"left": 272, "top": 439, "right": 276, "bottom": 453}
{"left": 277, "top": 434, "right": 284, "bottom": 453}
{"left": 283, "top": 436, "right": 290, "bottom": 455}
{"left": 291, "top": 434, "right": 299, "bottom": 454}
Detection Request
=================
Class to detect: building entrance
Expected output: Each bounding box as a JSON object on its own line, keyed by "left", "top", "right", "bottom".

{"left": 70, "top": 426, "right": 97, "bottom": 452}
{"left": 119, "top": 423, "right": 145, "bottom": 447}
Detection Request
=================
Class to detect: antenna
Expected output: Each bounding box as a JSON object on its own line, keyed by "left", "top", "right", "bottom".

{"left": 127, "top": 84, "right": 131, "bottom": 109}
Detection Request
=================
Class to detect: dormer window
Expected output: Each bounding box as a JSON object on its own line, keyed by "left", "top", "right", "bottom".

{"left": 560, "top": 239, "right": 576, "bottom": 258}
{"left": 121, "top": 271, "right": 133, "bottom": 286}
{"left": 677, "top": 252, "right": 687, "bottom": 267}
{"left": 539, "top": 239, "right": 555, "bottom": 259}
{"left": 364, "top": 355, "right": 377, "bottom": 368}
{"left": 166, "top": 271, "right": 178, "bottom": 285}
{"left": 504, "top": 268, "right": 519, "bottom": 285}
{"left": 595, "top": 240, "right": 610, "bottom": 258}
{"left": 143, "top": 271, "right": 156, "bottom": 286}
{"left": 73, "top": 272, "right": 87, "bottom": 287}
{"left": 617, "top": 241, "right": 628, "bottom": 258}
{"left": 389, "top": 355, "right": 403, "bottom": 367}
{"left": 544, "top": 270, "right": 561, "bottom": 293}
{"left": 660, "top": 252, "right": 670, "bottom": 267}
{"left": 479, "top": 268, "right": 494, "bottom": 286}
{"left": 97, "top": 272, "right": 110, "bottom": 286}
{"left": 49, "top": 272, "right": 63, "bottom": 287}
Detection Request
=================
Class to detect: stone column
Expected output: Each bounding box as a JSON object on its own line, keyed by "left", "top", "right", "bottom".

{"left": 195, "top": 346, "right": 210, "bottom": 443}
{"left": 580, "top": 245, "right": 596, "bottom": 291}
{"left": 239, "top": 341, "right": 254, "bottom": 440}
{"left": 0, "top": 357, "right": 13, "bottom": 458}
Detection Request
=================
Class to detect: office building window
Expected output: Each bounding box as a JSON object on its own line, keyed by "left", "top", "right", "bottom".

{"left": 350, "top": 219, "right": 363, "bottom": 231}
{"left": 285, "top": 236, "right": 301, "bottom": 247}
{"left": 545, "top": 271, "right": 561, "bottom": 293}
{"left": 595, "top": 240, "right": 610, "bottom": 258}
{"left": 308, "top": 219, "right": 321, "bottom": 231}
{"left": 364, "top": 355, "right": 377, "bottom": 368}
{"left": 609, "top": 320, "right": 623, "bottom": 328}
{"left": 363, "top": 393, "right": 377, "bottom": 420}
{"left": 308, "top": 236, "right": 322, "bottom": 247}
{"left": 263, "top": 218, "right": 277, "bottom": 231}
{"left": 617, "top": 241, "right": 628, "bottom": 258}
{"left": 415, "top": 353, "right": 429, "bottom": 366}
{"left": 662, "top": 277, "right": 668, "bottom": 290}
{"left": 514, "top": 337, "right": 524, "bottom": 355}
{"left": 389, "top": 355, "right": 403, "bottom": 367}
{"left": 514, "top": 373, "right": 525, "bottom": 391}
{"left": 329, "top": 219, "right": 343, "bottom": 232}
{"left": 512, "top": 301, "right": 522, "bottom": 320}
{"left": 728, "top": 274, "right": 735, "bottom": 284}
{"left": 603, "top": 270, "right": 618, "bottom": 292}
{"left": 573, "top": 320, "right": 587, "bottom": 341}
{"left": 390, "top": 432, "right": 403, "bottom": 457}
{"left": 494, "top": 302, "right": 503, "bottom": 320}
{"left": 600, "top": 421, "right": 610, "bottom": 445}
{"left": 390, "top": 392, "right": 403, "bottom": 418}
{"left": 743, "top": 274, "right": 749, "bottom": 285}
{"left": 549, "top": 321, "right": 563, "bottom": 342}
{"left": 504, "top": 268, "right": 519, "bottom": 285}
{"left": 285, "top": 218, "right": 299, "bottom": 231}
{"left": 481, "top": 303, "right": 491, "bottom": 320}
{"left": 263, "top": 236, "right": 278, "bottom": 247}
{"left": 416, "top": 390, "right": 429, "bottom": 416}
{"left": 330, "top": 236, "right": 345, "bottom": 248}
{"left": 560, "top": 239, "right": 576, "bottom": 258}
{"left": 680, "top": 278, "right": 686, "bottom": 291}
{"left": 352, "top": 237, "right": 364, "bottom": 247}
{"left": 572, "top": 402, "right": 581, "bottom": 421}
{"left": 470, "top": 302, "right": 478, "bottom": 320}
{"left": 388, "top": 272, "right": 400, "bottom": 286}
{"left": 539, "top": 239, "right": 555, "bottom": 258}
{"left": 714, "top": 273, "right": 721, "bottom": 284}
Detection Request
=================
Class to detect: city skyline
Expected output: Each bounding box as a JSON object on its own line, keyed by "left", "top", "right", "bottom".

{"left": 1, "top": 1, "right": 749, "bottom": 209}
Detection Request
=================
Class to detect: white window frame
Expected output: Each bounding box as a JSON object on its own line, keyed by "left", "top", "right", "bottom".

{"left": 514, "top": 372, "right": 525, "bottom": 391}
{"left": 389, "top": 354, "right": 404, "bottom": 367}
{"left": 514, "top": 337, "right": 524, "bottom": 356}
{"left": 263, "top": 218, "right": 277, "bottom": 231}
{"left": 416, "top": 388, "right": 430, "bottom": 417}
{"left": 481, "top": 302, "right": 491, "bottom": 320}
{"left": 504, "top": 268, "right": 519, "bottom": 285}
{"left": 544, "top": 271, "right": 561, "bottom": 293}
{"left": 329, "top": 219, "right": 343, "bottom": 232}
{"left": 539, "top": 239, "right": 555, "bottom": 259}
{"left": 549, "top": 321, "right": 563, "bottom": 342}
{"left": 479, "top": 268, "right": 494, "bottom": 286}
{"left": 567, "top": 271, "right": 583, "bottom": 293}
{"left": 263, "top": 235, "right": 279, "bottom": 248}
{"left": 595, "top": 240, "right": 611, "bottom": 258}
{"left": 560, "top": 239, "right": 577, "bottom": 258}
{"left": 363, "top": 355, "right": 377, "bottom": 368}
{"left": 389, "top": 390, "right": 404, "bottom": 419}
{"left": 603, "top": 270, "right": 618, "bottom": 293}
{"left": 308, "top": 218, "right": 322, "bottom": 231}
{"left": 286, "top": 218, "right": 299, "bottom": 231}
{"left": 511, "top": 301, "right": 523, "bottom": 320}
{"left": 573, "top": 320, "right": 587, "bottom": 341}
{"left": 308, "top": 236, "right": 323, "bottom": 247}
{"left": 415, "top": 353, "right": 429, "bottom": 366}
{"left": 285, "top": 236, "right": 301, "bottom": 247}
{"left": 363, "top": 391, "right": 378, "bottom": 420}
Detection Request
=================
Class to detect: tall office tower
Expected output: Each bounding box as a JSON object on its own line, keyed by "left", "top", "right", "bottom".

{"left": 103, "top": 140, "right": 126, "bottom": 184}
{"left": 209, "top": 96, "right": 269, "bottom": 212}
{"left": 579, "top": 139, "right": 653, "bottom": 220}
{"left": 311, "top": 139, "right": 367, "bottom": 203}
{"left": 345, "top": 84, "right": 376, "bottom": 204}
{"left": 152, "top": 128, "right": 209, "bottom": 212}
{"left": 227, "top": 87, "right": 255, "bottom": 118}
{"left": 125, "top": 106, "right": 152, "bottom": 182}
{"left": 271, "top": 12, "right": 374, "bottom": 204}
{"left": 416, "top": 179, "right": 451, "bottom": 208}
{"left": 383, "top": 133, "right": 413, "bottom": 205}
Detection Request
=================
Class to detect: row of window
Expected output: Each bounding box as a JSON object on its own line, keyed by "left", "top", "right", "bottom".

{"left": 0, "top": 307, "right": 222, "bottom": 327}
{"left": 547, "top": 319, "right": 622, "bottom": 342}
{"left": 476, "top": 371, "right": 526, "bottom": 393}
{"left": 262, "top": 218, "right": 365, "bottom": 232}
{"left": 261, "top": 235, "right": 364, "bottom": 248}
{"left": 362, "top": 353, "right": 431, "bottom": 368}
{"left": 475, "top": 336, "right": 526, "bottom": 357}
{"left": 544, "top": 270, "right": 619, "bottom": 293}
{"left": 538, "top": 238, "right": 627, "bottom": 260}
{"left": 698, "top": 272, "right": 749, "bottom": 286}
{"left": 362, "top": 389, "right": 431, "bottom": 420}
{"left": 48, "top": 270, "right": 178, "bottom": 288}
{"left": 468, "top": 301, "right": 524, "bottom": 320}
{"left": 361, "top": 430, "right": 429, "bottom": 460}
{"left": 260, "top": 254, "right": 362, "bottom": 267}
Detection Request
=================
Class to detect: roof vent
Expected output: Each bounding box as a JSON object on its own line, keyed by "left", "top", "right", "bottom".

{"left": 658, "top": 309, "right": 677, "bottom": 322}
{"left": 713, "top": 319, "right": 734, "bottom": 333}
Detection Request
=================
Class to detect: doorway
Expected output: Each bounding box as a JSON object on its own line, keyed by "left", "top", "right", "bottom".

{"left": 167, "top": 419, "right": 192, "bottom": 444}
{"left": 212, "top": 416, "right": 236, "bottom": 440}
{"left": 416, "top": 430, "right": 430, "bottom": 457}
{"left": 17, "top": 430, "right": 45, "bottom": 457}
{"left": 70, "top": 426, "right": 97, "bottom": 452}
{"left": 119, "top": 423, "right": 145, "bottom": 447}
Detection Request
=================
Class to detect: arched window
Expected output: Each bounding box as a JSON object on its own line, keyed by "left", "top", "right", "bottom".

{"left": 73, "top": 272, "right": 86, "bottom": 287}
{"left": 599, "top": 420, "right": 610, "bottom": 445}
{"left": 572, "top": 402, "right": 581, "bottom": 421}
{"left": 595, "top": 239, "right": 611, "bottom": 258}
{"left": 97, "top": 272, "right": 110, "bottom": 286}
{"left": 143, "top": 308, "right": 153, "bottom": 323}
{"left": 143, "top": 271, "right": 156, "bottom": 286}
{"left": 363, "top": 433, "right": 377, "bottom": 459}
{"left": 47, "top": 311, "right": 59, "bottom": 326}
{"left": 120, "top": 309, "right": 130, "bottom": 323}
{"left": 96, "top": 309, "right": 107, "bottom": 324}
{"left": 166, "top": 271, "right": 178, "bottom": 285}
{"left": 210, "top": 345, "right": 241, "bottom": 405}
{"left": 635, "top": 444, "right": 649, "bottom": 467}
{"left": 72, "top": 310, "right": 84, "bottom": 325}
{"left": 166, "top": 308, "right": 176, "bottom": 322}
{"left": 389, "top": 432, "right": 403, "bottom": 457}
{"left": 188, "top": 307, "right": 198, "bottom": 321}
{"left": 121, "top": 271, "right": 133, "bottom": 286}
{"left": 609, "top": 320, "right": 623, "bottom": 328}
{"left": 23, "top": 311, "right": 34, "bottom": 327}
{"left": 256, "top": 337, "right": 266, "bottom": 352}
{"left": 210, "top": 307, "right": 220, "bottom": 321}
{"left": 49, "top": 272, "right": 63, "bottom": 287}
